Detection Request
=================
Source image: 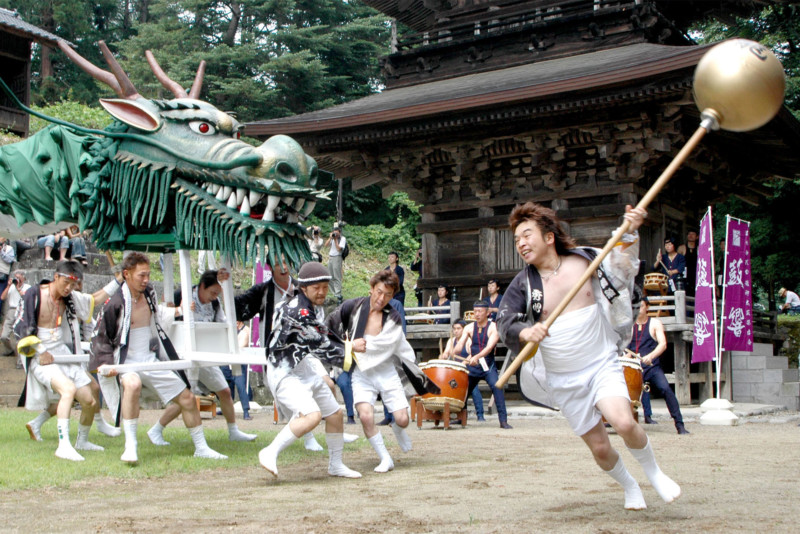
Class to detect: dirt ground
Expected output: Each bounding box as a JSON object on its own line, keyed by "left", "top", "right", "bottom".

{"left": 2, "top": 408, "right": 799, "bottom": 533}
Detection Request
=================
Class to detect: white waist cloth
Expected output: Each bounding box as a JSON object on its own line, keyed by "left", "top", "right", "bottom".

{"left": 35, "top": 326, "right": 72, "bottom": 355}
{"left": 538, "top": 304, "right": 618, "bottom": 373}
{"left": 126, "top": 327, "right": 156, "bottom": 363}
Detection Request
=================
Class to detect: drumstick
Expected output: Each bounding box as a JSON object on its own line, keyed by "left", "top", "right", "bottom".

{"left": 496, "top": 125, "right": 710, "bottom": 389}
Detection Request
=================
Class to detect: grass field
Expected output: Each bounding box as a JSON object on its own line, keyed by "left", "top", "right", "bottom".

{"left": 0, "top": 409, "right": 365, "bottom": 491}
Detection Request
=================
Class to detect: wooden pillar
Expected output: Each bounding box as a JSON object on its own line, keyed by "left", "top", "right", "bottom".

{"left": 478, "top": 207, "right": 495, "bottom": 279}
{"left": 674, "top": 290, "right": 686, "bottom": 322}
{"left": 673, "top": 334, "right": 690, "bottom": 405}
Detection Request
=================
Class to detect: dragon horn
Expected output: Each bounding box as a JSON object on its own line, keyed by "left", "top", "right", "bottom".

{"left": 145, "top": 50, "right": 188, "bottom": 98}
{"left": 98, "top": 41, "right": 140, "bottom": 100}
{"left": 188, "top": 60, "right": 206, "bottom": 100}
{"left": 57, "top": 40, "right": 124, "bottom": 98}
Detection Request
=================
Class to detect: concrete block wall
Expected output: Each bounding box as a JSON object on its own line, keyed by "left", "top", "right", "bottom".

{"left": 731, "top": 342, "right": 800, "bottom": 410}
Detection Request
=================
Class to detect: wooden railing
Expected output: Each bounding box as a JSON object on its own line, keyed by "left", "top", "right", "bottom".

{"left": 406, "top": 301, "right": 461, "bottom": 340}
{"left": 394, "top": 0, "right": 639, "bottom": 52}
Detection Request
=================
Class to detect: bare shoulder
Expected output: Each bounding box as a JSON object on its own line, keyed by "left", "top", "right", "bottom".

{"left": 650, "top": 317, "right": 665, "bottom": 331}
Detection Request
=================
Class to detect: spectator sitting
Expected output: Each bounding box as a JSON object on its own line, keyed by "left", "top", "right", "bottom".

{"left": 66, "top": 226, "right": 88, "bottom": 266}
{"left": 778, "top": 287, "right": 800, "bottom": 315}
{"left": 37, "top": 231, "right": 69, "bottom": 261}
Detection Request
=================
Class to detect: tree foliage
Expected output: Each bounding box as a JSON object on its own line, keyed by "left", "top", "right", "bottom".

{"left": 694, "top": 5, "right": 800, "bottom": 117}
{"left": 693, "top": 6, "right": 800, "bottom": 305}
{"left": 6, "top": 0, "right": 391, "bottom": 122}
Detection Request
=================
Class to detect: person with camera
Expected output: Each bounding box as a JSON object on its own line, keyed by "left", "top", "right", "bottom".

{"left": 0, "top": 271, "right": 29, "bottom": 363}
{"left": 325, "top": 223, "right": 346, "bottom": 305}
{"left": 0, "top": 237, "right": 16, "bottom": 308}
{"left": 307, "top": 226, "right": 324, "bottom": 262}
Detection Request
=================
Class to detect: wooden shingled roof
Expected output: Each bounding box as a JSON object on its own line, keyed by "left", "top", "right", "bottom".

{"left": 247, "top": 42, "right": 710, "bottom": 137}
{"left": 0, "top": 7, "right": 62, "bottom": 47}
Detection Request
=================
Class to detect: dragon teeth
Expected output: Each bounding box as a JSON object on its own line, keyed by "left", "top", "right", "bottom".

{"left": 294, "top": 198, "right": 306, "bottom": 211}
{"left": 249, "top": 190, "right": 263, "bottom": 206}
{"left": 287, "top": 213, "right": 299, "bottom": 223}
{"left": 215, "top": 187, "right": 226, "bottom": 201}
{"left": 240, "top": 195, "right": 251, "bottom": 216}
{"left": 236, "top": 187, "right": 246, "bottom": 205}
{"left": 222, "top": 185, "right": 233, "bottom": 199}
{"left": 226, "top": 193, "right": 238, "bottom": 209}
{"left": 263, "top": 195, "right": 280, "bottom": 222}
{"left": 302, "top": 200, "right": 316, "bottom": 216}
{"left": 211, "top": 183, "right": 220, "bottom": 194}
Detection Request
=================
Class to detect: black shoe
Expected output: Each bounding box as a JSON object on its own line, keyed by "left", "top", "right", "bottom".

{"left": 644, "top": 416, "right": 658, "bottom": 424}
{"left": 346, "top": 416, "right": 356, "bottom": 425}
{"left": 377, "top": 418, "right": 392, "bottom": 426}
{"left": 499, "top": 422, "right": 513, "bottom": 429}
{"left": 676, "top": 423, "right": 690, "bottom": 435}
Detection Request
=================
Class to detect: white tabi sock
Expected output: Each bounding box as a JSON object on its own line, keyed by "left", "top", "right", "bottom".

{"left": 391, "top": 422, "right": 412, "bottom": 452}
{"left": 604, "top": 455, "right": 646, "bottom": 510}
{"left": 259, "top": 424, "right": 298, "bottom": 477}
{"left": 189, "top": 425, "right": 227, "bottom": 460}
{"left": 367, "top": 432, "right": 394, "bottom": 473}
{"left": 147, "top": 422, "right": 170, "bottom": 446}
{"left": 94, "top": 413, "right": 121, "bottom": 437}
{"left": 55, "top": 419, "right": 84, "bottom": 462}
{"left": 628, "top": 438, "right": 681, "bottom": 503}
{"left": 75, "top": 423, "right": 104, "bottom": 451}
{"left": 121, "top": 418, "right": 138, "bottom": 463}
{"left": 327, "top": 433, "right": 361, "bottom": 478}
{"left": 304, "top": 431, "right": 324, "bottom": 451}
{"left": 228, "top": 422, "right": 257, "bottom": 442}
{"left": 26, "top": 410, "right": 51, "bottom": 441}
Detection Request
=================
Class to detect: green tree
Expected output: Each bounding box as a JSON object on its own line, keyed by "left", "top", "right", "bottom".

{"left": 694, "top": 5, "right": 800, "bottom": 116}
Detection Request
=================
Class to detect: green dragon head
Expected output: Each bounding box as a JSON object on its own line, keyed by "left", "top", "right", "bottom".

{"left": 0, "top": 41, "right": 329, "bottom": 268}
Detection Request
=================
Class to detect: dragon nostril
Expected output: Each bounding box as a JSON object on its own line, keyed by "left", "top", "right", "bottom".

{"left": 276, "top": 161, "right": 296, "bottom": 182}
{"left": 309, "top": 167, "right": 318, "bottom": 187}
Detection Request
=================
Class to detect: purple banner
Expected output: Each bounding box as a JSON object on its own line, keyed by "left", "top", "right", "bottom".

{"left": 721, "top": 218, "right": 753, "bottom": 352}
{"left": 692, "top": 209, "right": 717, "bottom": 363}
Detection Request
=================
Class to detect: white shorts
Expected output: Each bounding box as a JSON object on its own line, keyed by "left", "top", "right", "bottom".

{"left": 197, "top": 365, "right": 228, "bottom": 392}
{"left": 274, "top": 367, "right": 340, "bottom": 419}
{"left": 352, "top": 362, "right": 409, "bottom": 413}
{"left": 121, "top": 369, "right": 187, "bottom": 405}
{"left": 31, "top": 360, "right": 91, "bottom": 393}
{"left": 546, "top": 351, "right": 629, "bottom": 436}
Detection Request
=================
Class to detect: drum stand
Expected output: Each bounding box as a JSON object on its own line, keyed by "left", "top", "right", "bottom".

{"left": 413, "top": 396, "right": 467, "bottom": 430}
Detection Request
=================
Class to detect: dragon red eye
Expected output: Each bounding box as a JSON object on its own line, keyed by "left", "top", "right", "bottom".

{"left": 189, "top": 121, "right": 216, "bottom": 135}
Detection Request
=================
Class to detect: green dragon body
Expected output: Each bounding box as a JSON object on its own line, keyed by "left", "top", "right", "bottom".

{"left": 0, "top": 41, "right": 326, "bottom": 268}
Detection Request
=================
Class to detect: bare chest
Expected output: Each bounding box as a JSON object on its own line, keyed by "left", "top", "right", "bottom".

{"left": 364, "top": 311, "right": 383, "bottom": 337}
{"left": 539, "top": 258, "right": 595, "bottom": 321}
{"left": 130, "top": 299, "right": 151, "bottom": 328}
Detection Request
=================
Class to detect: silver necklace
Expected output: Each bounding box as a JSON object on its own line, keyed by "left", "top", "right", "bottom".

{"left": 541, "top": 258, "right": 562, "bottom": 282}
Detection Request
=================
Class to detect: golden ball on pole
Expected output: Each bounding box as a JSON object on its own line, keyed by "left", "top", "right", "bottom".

{"left": 693, "top": 38, "right": 786, "bottom": 132}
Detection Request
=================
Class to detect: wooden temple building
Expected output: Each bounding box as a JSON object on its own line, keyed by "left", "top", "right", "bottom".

{"left": 247, "top": 1, "right": 800, "bottom": 403}
{"left": 0, "top": 8, "right": 62, "bottom": 137}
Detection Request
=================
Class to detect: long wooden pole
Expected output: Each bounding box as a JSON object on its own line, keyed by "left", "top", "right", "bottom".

{"left": 496, "top": 124, "right": 710, "bottom": 388}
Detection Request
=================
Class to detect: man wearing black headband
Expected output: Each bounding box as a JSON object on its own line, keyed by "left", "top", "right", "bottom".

{"left": 454, "top": 301, "right": 511, "bottom": 429}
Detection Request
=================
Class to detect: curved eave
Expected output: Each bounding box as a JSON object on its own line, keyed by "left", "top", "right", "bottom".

{"left": 247, "top": 43, "right": 712, "bottom": 138}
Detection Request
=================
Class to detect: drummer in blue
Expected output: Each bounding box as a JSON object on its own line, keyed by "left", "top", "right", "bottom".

{"left": 453, "top": 301, "right": 512, "bottom": 429}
